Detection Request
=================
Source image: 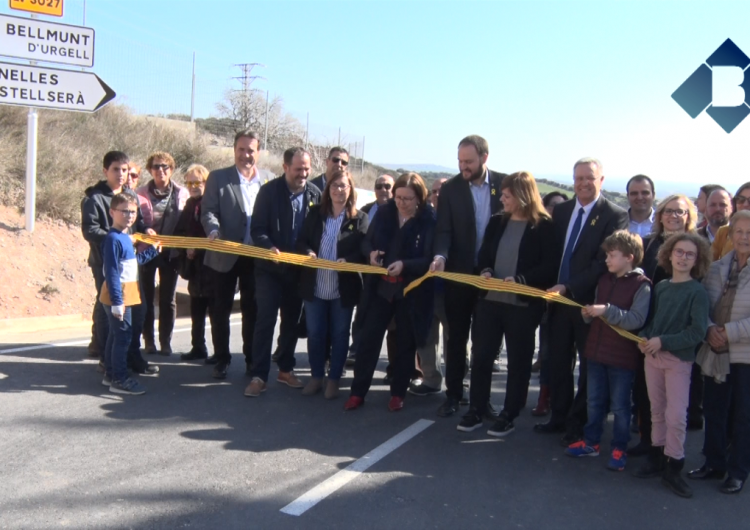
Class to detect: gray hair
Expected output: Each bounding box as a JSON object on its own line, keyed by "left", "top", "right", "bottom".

{"left": 730, "top": 210, "right": 750, "bottom": 234}
{"left": 573, "top": 157, "right": 604, "bottom": 175}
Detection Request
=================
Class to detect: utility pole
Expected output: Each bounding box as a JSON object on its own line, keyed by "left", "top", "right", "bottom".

{"left": 264, "top": 90, "right": 269, "bottom": 150}
{"left": 190, "top": 52, "right": 196, "bottom": 122}
{"left": 232, "top": 63, "right": 265, "bottom": 130}
{"left": 305, "top": 112, "right": 309, "bottom": 149}
{"left": 361, "top": 136, "right": 365, "bottom": 174}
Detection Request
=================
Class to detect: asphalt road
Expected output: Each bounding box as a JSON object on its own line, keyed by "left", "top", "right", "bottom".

{"left": 0, "top": 317, "right": 747, "bottom": 529}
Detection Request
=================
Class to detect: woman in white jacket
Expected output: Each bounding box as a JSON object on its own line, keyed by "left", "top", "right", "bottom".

{"left": 690, "top": 210, "right": 750, "bottom": 495}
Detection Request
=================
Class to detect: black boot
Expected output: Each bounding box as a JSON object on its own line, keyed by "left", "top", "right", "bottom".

{"left": 633, "top": 445, "right": 665, "bottom": 478}
{"left": 662, "top": 457, "right": 693, "bottom": 498}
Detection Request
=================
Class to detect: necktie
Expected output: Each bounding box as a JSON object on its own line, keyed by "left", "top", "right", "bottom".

{"left": 559, "top": 207, "right": 585, "bottom": 284}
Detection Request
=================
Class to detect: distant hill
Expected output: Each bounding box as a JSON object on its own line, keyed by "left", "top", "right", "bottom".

{"left": 537, "top": 178, "right": 630, "bottom": 209}
{"left": 379, "top": 163, "right": 456, "bottom": 173}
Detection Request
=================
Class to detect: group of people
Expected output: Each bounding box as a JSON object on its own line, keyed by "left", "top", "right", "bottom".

{"left": 80, "top": 131, "right": 750, "bottom": 500}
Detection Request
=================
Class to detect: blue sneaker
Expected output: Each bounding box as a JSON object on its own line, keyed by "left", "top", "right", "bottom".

{"left": 110, "top": 377, "right": 146, "bottom": 395}
{"left": 565, "top": 440, "right": 600, "bottom": 457}
{"left": 607, "top": 448, "right": 627, "bottom": 471}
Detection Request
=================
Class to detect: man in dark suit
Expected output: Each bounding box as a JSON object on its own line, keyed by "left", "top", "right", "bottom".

{"left": 201, "top": 130, "right": 274, "bottom": 380}
{"left": 245, "top": 147, "right": 322, "bottom": 397}
{"left": 430, "top": 135, "right": 506, "bottom": 417}
{"left": 534, "top": 157, "right": 628, "bottom": 445}
{"left": 310, "top": 146, "right": 349, "bottom": 192}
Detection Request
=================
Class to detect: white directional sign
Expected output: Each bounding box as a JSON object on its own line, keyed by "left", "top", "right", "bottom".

{"left": 0, "top": 61, "right": 114, "bottom": 112}
{"left": 0, "top": 14, "right": 94, "bottom": 67}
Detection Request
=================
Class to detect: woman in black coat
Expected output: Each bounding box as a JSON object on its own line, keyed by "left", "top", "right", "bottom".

{"left": 345, "top": 172, "right": 435, "bottom": 412}
{"left": 173, "top": 164, "right": 214, "bottom": 362}
{"left": 458, "top": 171, "right": 560, "bottom": 436}
{"left": 296, "top": 169, "right": 368, "bottom": 399}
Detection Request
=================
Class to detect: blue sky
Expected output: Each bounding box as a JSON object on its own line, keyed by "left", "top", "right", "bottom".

{"left": 2, "top": 0, "right": 750, "bottom": 196}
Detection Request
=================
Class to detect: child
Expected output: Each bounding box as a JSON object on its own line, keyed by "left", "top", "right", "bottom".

{"left": 565, "top": 230, "right": 652, "bottom": 472}
{"left": 100, "top": 193, "right": 160, "bottom": 395}
{"left": 633, "top": 232, "right": 711, "bottom": 498}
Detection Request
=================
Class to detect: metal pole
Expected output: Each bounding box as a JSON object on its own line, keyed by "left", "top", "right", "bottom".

{"left": 338, "top": 127, "right": 341, "bottom": 146}
{"left": 25, "top": 108, "right": 38, "bottom": 233}
{"left": 264, "top": 90, "right": 269, "bottom": 150}
{"left": 305, "top": 112, "right": 309, "bottom": 149}
{"left": 190, "top": 52, "right": 196, "bottom": 122}
{"left": 361, "top": 136, "right": 365, "bottom": 174}
{"left": 83, "top": 0, "right": 86, "bottom": 25}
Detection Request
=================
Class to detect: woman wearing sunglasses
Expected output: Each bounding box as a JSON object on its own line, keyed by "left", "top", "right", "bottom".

{"left": 136, "top": 152, "right": 189, "bottom": 356}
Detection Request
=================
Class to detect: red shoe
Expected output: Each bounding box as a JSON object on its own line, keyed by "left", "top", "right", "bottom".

{"left": 531, "top": 385, "right": 550, "bottom": 417}
{"left": 388, "top": 396, "right": 404, "bottom": 412}
{"left": 344, "top": 396, "right": 364, "bottom": 411}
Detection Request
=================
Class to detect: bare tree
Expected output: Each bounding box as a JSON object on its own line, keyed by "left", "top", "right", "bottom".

{"left": 215, "top": 89, "right": 304, "bottom": 150}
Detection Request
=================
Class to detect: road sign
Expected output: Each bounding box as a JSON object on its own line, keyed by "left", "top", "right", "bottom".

{"left": 0, "top": 61, "right": 114, "bottom": 112}
{"left": 0, "top": 14, "right": 93, "bottom": 67}
{"left": 9, "top": 0, "right": 63, "bottom": 17}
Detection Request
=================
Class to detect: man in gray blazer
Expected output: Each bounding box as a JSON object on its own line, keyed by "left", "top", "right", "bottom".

{"left": 201, "top": 130, "right": 274, "bottom": 379}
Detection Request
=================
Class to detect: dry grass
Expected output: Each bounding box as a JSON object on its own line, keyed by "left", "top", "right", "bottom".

{"left": 0, "top": 105, "right": 236, "bottom": 224}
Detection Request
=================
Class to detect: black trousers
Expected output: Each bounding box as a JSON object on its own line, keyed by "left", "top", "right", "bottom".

{"left": 141, "top": 254, "right": 179, "bottom": 349}
{"left": 633, "top": 353, "right": 653, "bottom": 446}
{"left": 190, "top": 296, "right": 213, "bottom": 353}
{"left": 688, "top": 363, "right": 705, "bottom": 421}
{"left": 547, "top": 303, "right": 590, "bottom": 434}
{"left": 249, "top": 269, "right": 301, "bottom": 381}
{"left": 471, "top": 299, "right": 543, "bottom": 419}
{"left": 444, "top": 282, "right": 478, "bottom": 399}
{"left": 351, "top": 295, "right": 417, "bottom": 399}
{"left": 211, "top": 256, "right": 256, "bottom": 366}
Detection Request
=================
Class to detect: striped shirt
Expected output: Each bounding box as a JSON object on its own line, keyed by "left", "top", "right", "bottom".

{"left": 315, "top": 210, "right": 346, "bottom": 300}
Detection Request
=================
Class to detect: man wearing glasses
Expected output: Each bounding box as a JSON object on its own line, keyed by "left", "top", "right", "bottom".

{"left": 311, "top": 147, "right": 349, "bottom": 192}
{"left": 361, "top": 174, "right": 395, "bottom": 221}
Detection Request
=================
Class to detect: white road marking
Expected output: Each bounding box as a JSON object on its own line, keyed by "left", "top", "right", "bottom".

{"left": 280, "top": 418, "right": 434, "bottom": 517}
{"left": 0, "top": 320, "right": 240, "bottom": 355}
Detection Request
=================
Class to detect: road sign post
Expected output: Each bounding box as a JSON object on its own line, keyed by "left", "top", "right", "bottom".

{"left": 25, "top": 106, "right": 37, "bottom": 232}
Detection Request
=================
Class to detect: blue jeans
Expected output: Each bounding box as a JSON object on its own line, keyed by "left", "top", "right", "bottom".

{"left": 703, "top": 364, "right": 750, "bottom": 481}
{"left": 127, "top": 269, "right": 147, "bottom": 368}
{"left": 305, "top": 297, "right": 354, "bottom": 380}
{"left": 584, "top": 359, "right": 635, "bottom": 450}
{"left": 104, "top": 305, "right": 133, "bottom": 384}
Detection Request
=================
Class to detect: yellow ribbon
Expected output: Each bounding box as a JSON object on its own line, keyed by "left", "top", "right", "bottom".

{"left": 134, "top": 233, "right": 644, "bottom": 344}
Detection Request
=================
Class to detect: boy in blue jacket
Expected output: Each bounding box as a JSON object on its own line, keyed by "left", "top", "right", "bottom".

{"left": 100, "top": 193, "right": 160, "bottom": 395}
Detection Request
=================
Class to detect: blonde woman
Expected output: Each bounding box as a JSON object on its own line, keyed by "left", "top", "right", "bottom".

{"left": 458, "top": 172, "right": 559, "bottom": 436}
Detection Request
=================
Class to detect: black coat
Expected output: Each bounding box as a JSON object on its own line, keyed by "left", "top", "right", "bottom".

{"left": 250, "top": 176, "right": 322, "bottom": 276}
{"left": 296, "top": 205, "right": 369, "bottom": 308}
{"left": 81, "top": 180, "right": 147, "bottom": 268}
{"left": 433, "top": 170, "right": 506, "bottom": 274}
{"left": 174, "top": 196, "right": 214, "bottom": 298}
{"left": 477, "top": 214, "right": 560, "bottom": 304}
{"left": 309, "top": 173, "right": 326, "bottom": 193}
{"left": 361, "top": 200, "right": 436, "bottom": 347}
{"left": 552, "top": 196, "right": 629, "bottom": 304}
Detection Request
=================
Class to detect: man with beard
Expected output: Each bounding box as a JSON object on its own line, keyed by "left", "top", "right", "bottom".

{"left": 430, "top": 135, "right": 507, "bottom": 417}
{"left": 245, "top": 147, "right": 322, "bottom": 397}
{"left": 699, "top": 189, "right": 732, "bottom": 243}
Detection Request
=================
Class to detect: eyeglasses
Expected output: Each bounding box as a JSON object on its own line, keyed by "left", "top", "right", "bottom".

{"left": 116, "top": 209, "right": 138, "bottom": 216}
{"left": 663, "top": 208, "right": 687, "bottom": 217}
{"left": 331, "top": 156, "right": 349, "bottom": 167}
{"left": 395, "top": 195, "right": 416, "bottom": 203}
{"left": 128, "top": 173, "right": 139, "bottom": 179}
{"left": 672, "top": 248, "right": 697, "bottom": 260}
{"left": 736, "top": 195, "right": 750, "bottom": 205}
{"left": 375, "top": 183, "right": 392, "bottom": 191}
{"left": 185, "top": 181, "right": 204, "bottom": 189}
{"left": 331, "top": 184, "right": 350, "bottom": 192}
{"left": 151, "top": 164, "right": 171, "bottom": 171}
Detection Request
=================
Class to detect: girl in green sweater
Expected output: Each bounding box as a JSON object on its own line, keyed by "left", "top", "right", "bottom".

{"left": 634, "top": 232, "right": 711, "bottom": 499}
